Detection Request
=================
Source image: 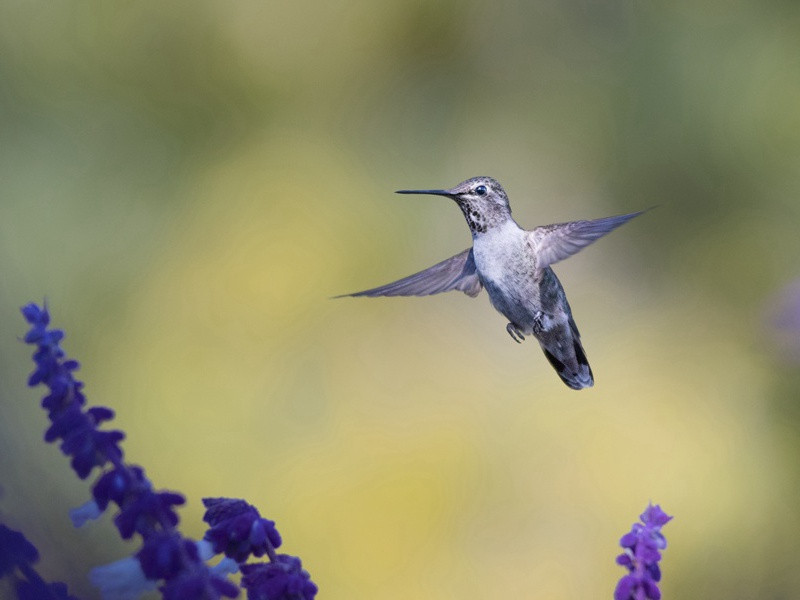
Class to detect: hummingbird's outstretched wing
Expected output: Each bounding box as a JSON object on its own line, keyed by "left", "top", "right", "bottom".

{"left": 528, "top": 210, "right": 645, "bottom": 269}
{"left": 341, "top": 248, "right": 482, "bottom": 298}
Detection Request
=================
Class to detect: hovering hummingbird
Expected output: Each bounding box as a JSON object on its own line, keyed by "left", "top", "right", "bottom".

{"left": 341, "top": 176, "right": 644, "bottom": 390}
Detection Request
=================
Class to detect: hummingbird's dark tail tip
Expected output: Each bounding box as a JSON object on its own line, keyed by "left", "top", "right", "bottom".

{"left": 541, "top": 339, "right": 594, "bottom": 390}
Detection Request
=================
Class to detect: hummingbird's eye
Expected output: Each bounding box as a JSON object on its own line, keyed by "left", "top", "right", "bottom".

{"left": 475, "top": 185, "right": 487, "bottom": 196}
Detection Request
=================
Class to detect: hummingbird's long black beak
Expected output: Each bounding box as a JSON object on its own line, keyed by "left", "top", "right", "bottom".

{"left": 395, "top": 189, "right": 453, "bottom": 197}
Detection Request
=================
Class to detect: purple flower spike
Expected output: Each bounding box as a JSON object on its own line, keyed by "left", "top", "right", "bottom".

{"left": 21, "top": 303, "right": 122, "bottom": 479}
{"left": 0, "top": 524, "right": 79, "bottom": 599}
{"left": 18, "top": 304, "right": 315, "bottom": 599}
{"left": 615, "top": 503, "right": 673, "bottom": 600}
{"left": 20, "top": 304, "right": 240, "bottom": 598}
{"left": 202, "top": 498, "right": 282, "bottom": 562}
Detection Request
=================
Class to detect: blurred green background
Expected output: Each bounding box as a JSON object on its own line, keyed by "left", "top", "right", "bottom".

{"left": 2, "top": 1, "right": 800, "bottom": 598}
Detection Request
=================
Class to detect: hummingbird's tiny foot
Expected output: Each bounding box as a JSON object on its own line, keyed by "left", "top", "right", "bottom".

{"left": 506, "top": 322, "right": 526, "bottom": 343}
{"left": 532, "top": 311, "right": 545, "bottom": 335}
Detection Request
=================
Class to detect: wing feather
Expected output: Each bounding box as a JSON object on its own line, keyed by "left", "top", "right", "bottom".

{"left": 340, "top": 248, "right": 482, "bottom": 298}
{"left": 529, "top": 210, "right": 645, "bottom": 268}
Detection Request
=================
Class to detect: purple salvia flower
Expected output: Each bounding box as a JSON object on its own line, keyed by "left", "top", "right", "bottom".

{"left": 615, "top": 503, "right": 673, "bottom": 600}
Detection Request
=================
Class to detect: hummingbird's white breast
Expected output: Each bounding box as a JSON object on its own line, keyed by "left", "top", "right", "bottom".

{"left": 471, "top": 220, "right": 528, "bottom": 282}
{"left": 472, "top": 221, "right": 543, "bottom": 333}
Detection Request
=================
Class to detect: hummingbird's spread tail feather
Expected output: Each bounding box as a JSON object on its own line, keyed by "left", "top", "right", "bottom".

{"left": 538, "top": 329, "right": 594, "bottom": 390}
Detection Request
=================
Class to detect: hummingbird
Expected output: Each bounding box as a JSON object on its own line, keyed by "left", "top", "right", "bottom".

{"left": 341, "top": 176, "right": 644, "bottom": 390}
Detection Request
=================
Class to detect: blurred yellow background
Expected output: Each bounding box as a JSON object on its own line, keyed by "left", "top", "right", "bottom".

{"left": 2, "top": 2, "right": 800, "bottom": 599}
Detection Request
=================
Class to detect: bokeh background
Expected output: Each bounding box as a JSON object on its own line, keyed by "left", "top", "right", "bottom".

{"left": 2, "top": 2, "right": 800, "bottom": 598}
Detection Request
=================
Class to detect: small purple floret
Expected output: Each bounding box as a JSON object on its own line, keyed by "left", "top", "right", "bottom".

{"left": 115, "top": 489, "right": 186, "bottom": 540}
{"left": 0, "top": 525, "right": 39, "bottom": 577}
{"left": 137, "top": 532, "right": 200, "bottom": 580}
{"left": 92, "top": 465, "right": 148, "bottom": 510}
{"left": 240, "top": 556, "right": 318, "bottom": 600}
{"left": 202, "top": 498, "right": 282, "bottom": 562}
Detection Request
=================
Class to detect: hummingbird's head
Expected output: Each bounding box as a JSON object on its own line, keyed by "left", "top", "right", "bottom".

{"left": 396, "top": 176, "right": 511, "bottom": 235}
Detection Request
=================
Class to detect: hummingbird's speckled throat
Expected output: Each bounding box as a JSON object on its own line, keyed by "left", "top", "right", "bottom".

{"left": 343, "top": 176, "right": 645, "bottom": 390}
{"left": 457, "top": 199, "right": 488, "bottom": 234}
